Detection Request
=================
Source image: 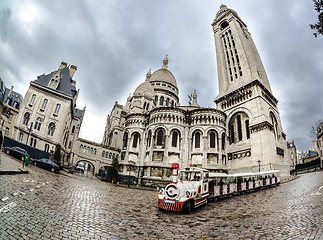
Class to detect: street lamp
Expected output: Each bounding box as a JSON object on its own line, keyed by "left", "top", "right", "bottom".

{"left": 26, "top": 122, "right": 33, "bottom": 146}
{"left": 257, "top": 160, "right": 261, "bottom": 172}
{"left": 128, "top": 161, "right": 135, "bottom": 188}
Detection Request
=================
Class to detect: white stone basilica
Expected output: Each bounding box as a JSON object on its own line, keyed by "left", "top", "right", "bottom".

{"left": 102, "top": 5, "right": 290, "bottom": 182}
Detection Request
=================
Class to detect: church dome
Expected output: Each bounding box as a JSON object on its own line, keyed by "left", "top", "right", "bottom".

{"left": 133, "top": 70, "right": 155, "bottom": 99}
{"left": 149, "top": 56, "right": 178, "bottom": 88}
{"left": 150, "top": 68, "right": 177, "bottom": 88}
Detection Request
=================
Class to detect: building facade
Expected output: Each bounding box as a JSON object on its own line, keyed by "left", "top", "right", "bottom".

{"left": 287, "top": 141, "right": 297, "bottom": 171}
{"left": 13, "top": 62, "right": 85, "bottom": 164}
{"left": 0, "top": 78, "right": 23, "bottom": 139}
{"left": 317, "top": 123, "right": 323, "bottom": 168}
{"left": 102, "top": 5, "right": 290, "bottom": 182}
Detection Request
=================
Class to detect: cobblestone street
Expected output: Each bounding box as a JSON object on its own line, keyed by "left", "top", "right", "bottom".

{"left": 0, "top": 164, "right": 322, "bottom": 239}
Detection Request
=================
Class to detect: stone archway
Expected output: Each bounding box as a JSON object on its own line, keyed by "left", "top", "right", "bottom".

{"left": 75, "top": 160, "right": 95, "bottom": 174}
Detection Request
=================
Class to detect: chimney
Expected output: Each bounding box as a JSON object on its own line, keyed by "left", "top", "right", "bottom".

{"left": 59, "top": 62, "right": 68, "bottom": 70}
{"left": 69, "top": 65, "right": 77, "bottom": 78}
{"left": 8, "top": 86, "right": 13, "bottom": 97}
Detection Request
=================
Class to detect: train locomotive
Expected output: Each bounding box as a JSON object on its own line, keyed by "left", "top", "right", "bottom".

{"left": 157, "top": 163, "right": 280, "bottom": 213}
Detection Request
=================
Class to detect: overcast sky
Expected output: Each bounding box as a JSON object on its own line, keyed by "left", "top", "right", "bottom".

{"left": 0, "top": 0, "right": 322, "bottom": 152}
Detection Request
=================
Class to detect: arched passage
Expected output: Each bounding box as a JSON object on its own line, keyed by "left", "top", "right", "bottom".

{"left": 75, "top": 160, "right": 95, "bottom": 174}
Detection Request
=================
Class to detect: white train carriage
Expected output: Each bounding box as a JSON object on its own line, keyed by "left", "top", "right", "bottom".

{"left": 157, "top": 163, "right": 280, "bottom": 212}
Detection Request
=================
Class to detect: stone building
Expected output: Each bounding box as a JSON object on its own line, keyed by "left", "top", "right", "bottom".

{"left": 0, "top": 77, "right": 23, "bottom": 138}
{"left": 287, "top": 141, "right": 297, "bottom": 171}
{"left": 317, "top": 123, "right": 323, "bottom": 168}
{"left": 13, "top": 62, "right": 85, "bottom": 164}
{"left": 102, "top": 5, "right": 290, "bottom": 182}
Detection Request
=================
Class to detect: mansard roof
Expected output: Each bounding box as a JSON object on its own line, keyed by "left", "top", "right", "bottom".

{"left": 32, "top": 67, "right": 77, "bottom": 98}
{"left": 74, "top": 108, "right": 84, "bottom": 119}
{"left": 4, "top": 89, "right": 23, "bottom": 110}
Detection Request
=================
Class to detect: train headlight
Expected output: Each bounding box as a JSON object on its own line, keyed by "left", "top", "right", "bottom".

{"left": 159, "top": 188, "right": 165, "bottom": 194}
{"left": 185, "top": 191, "right": 191, "bottom": 197}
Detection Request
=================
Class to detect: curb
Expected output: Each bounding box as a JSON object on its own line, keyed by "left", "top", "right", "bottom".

{"left": 0, "top": 169, "right": 29, "bottom": 175}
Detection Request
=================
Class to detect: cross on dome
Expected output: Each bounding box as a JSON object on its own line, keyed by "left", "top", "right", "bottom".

{"left": 162, "top": 55, "right": 168, "bottom": 69}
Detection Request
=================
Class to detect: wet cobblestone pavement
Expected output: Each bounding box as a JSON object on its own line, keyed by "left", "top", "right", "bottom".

{"left": 0, "top": 165, "right": 322, "bottom": 239}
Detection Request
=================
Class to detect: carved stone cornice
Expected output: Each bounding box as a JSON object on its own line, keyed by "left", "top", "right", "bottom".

{"left": 250, "top": 121, "right": 273, "bottom": 134}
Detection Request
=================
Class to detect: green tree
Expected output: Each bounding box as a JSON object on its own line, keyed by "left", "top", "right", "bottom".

{"left": 309, "top": 0, "right": 323, "bottom": 37}
{"left": 53, "top": 144, "right": 62, "bottom": 167}
{"left": 108, "top": 157, "right": 119, "bottom": 179}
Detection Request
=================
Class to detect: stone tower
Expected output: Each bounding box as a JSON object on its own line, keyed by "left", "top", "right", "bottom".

{"left": 212, "top": 5, "right": 289, "bottom": 177}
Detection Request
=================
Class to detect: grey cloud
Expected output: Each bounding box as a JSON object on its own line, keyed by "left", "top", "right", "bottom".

{"left": 0, "top": 7, "right": 11, "bottom": 42}
{"left": 0, "top": 0, "right": 321, "bottom": 151}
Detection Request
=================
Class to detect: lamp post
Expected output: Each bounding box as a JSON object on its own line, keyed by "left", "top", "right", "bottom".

{"left": 26, "top": 122, "right": 33, "bottom": 146}
{"left": 128, "top": 161, "right": 134, "bottom": 188}
{"left": 257, "top": 160, "right": 261, "bottom": 172}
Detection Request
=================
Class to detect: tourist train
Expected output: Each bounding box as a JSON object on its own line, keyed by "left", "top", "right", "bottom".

{"left": 157, "top": 163, "right": 280, "bottom": 212}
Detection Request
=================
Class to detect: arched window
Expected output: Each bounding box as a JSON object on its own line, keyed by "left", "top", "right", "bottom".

{"left": 48, "top": 122, "right": 55, "bottom": 136}
{"left": 29, "top": 94, "right": 36, "bottom": 105}
{"left": 221, "top": 21, "right": 229, "bottom": 29}
{"left": 143, "top": 102, "right": 146, "bottom": 110}
{"left": 132, "top": 133, "right": 139, "bottom": 148}
{"left": 159, "top": 96, "right": 164, "bottom": 106}
{"left": 270, "top": 113, "right": 279, "bottom": 140}
{"left": 123, "top": 133, "right": 128, "bottom": 149}
{"left": 147, "top": 130, "right": 152, "bottom": 147}
{"left": 171, "top": 100, "right": 174, "bottom": 107}
{"left": 221, "top": 132, "right": 226, "bottom": 150}
{"left": 146, "top": 103, "right": 149, "bottom": 110}
{"left": 229, "top": 125, "right": 234, "bottom": 144}
{"left": 34, "top": 117, "right": 42, "bottom": 131}
{"left": 41, "top": 99, "right": 48, "bottom": 110}
{"left": 94, "top": 149, "right": 97, "bottom": 155}
{"left": 195, "top": 132, "right": 201, "bottom": 148}
{"left": 80, "top": 145, "right": 83, "bottom": 152}
{"left": 102, "top": 151, "right": 105, "bottom": 157}
{"left": 23, "top": 112, "right": 30, "bottom": 125}
{"left": 45, "top": 144, "right": 49, "bottom": 152}
{"left": 54, "top": 103, "right": 61, "bottom": 115}
{"left": 166, "top": 98, "right": 169, "bottom": 107}
{"left": 245, "top": 120, "right": 250, "bottom": 139}
{"left": 172, "top": 131, "right": 178, "bottom": 147}
{"left": 19, "top": 133, "right": 24, "bottom": 142}
{"left": 155, "top": 95, "right": 158, "bottom": 105}
{"left": 210, "top": 132, "right": 216, "bottom": 148}
{"left": 157, "top": 129, "right": 164, "bottom": 146}
{"left": 237, "top": 115, "right": 242, "bottom": 141}
{"left": 71, "top": 125, "right": 75, "bottom": 134}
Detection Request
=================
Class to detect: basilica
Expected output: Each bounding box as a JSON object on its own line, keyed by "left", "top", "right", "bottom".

{"left": 102, "top": 5, "right": 290, "bottom": 183}
{"left": 10, "top": 5, "right": 289, "bottom": 183}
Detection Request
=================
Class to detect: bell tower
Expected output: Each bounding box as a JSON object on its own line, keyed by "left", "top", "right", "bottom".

{"left": 212, "top": 5, "right": 289, "bottom": 177}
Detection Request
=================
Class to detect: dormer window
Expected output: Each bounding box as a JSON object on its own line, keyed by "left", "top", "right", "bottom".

{"left": 49, "top": 79, "right": 59, "bottom": 89}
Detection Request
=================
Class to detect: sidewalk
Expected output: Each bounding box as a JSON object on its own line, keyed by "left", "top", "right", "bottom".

{"left": 0, "top": 153, "right": 28, "bottom": 175}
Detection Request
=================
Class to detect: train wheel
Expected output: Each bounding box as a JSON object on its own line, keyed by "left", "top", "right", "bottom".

{"left": 184, "top": 201, "right": 193, "bottom": 213}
